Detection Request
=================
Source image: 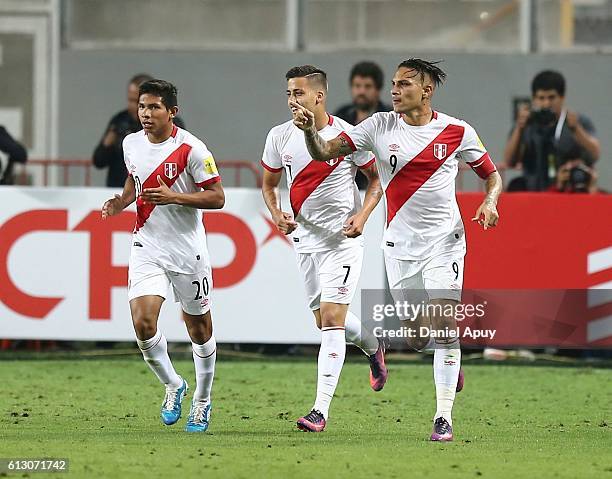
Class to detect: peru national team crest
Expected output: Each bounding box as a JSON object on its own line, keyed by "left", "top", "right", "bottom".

{"left": 164, "top": 162, "right": 178, "bottom": 179}
{"left": 433, "top": 143, "right": 448, "bottom": 160}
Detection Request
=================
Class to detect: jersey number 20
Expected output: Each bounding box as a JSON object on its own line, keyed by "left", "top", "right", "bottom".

{"left": 192, "top": 277, "right": 210, "bottom": 300}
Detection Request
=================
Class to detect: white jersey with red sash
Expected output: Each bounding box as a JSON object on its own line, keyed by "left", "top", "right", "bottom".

{"left": 340, "top": 111, "right": 496, "bottom": 260}
{"left": 122, "top": 125, "right": 221, "bottom": 273}
{"left": 261, "top": 115, "right": 374, "bottom": 253}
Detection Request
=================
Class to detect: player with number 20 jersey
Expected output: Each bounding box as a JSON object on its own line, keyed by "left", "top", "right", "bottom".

{"left": 102, "top": 79, "right": 225, "bottom": 434}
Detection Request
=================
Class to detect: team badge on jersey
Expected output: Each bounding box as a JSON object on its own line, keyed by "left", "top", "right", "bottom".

{"left": 326, "top": 156, "right": 344, "bottom": 167}
{"left": 433, "top": 143, "right": 448, "bottom": 160}
{"left": 164, "top": 162, "right": 178, "bottom": 179}
{"left": 203, "top": 156, "right": 218, "bottom": 175}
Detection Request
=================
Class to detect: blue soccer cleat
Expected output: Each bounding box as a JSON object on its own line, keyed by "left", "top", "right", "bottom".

{"left": 160, "top": 378, "right": 188, "bottom": 426}
{"left": 185, "top": 401, "right": 212, "bottom": 433}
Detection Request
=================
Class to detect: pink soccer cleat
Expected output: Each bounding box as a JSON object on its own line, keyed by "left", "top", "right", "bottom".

{"left": 368, "top": 338, "right": 388, "bottom": 391}
{"left": 430, "top": 417, "right": 453, "bottom": 442}
{"left": 296, "top": 409, "right": 326, "bottom": 432}
{"left": 456, "top": 368, "right": 465, "bottom": 393}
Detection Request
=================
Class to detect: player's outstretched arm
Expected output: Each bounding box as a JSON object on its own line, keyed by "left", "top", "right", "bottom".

{"left": 143, "top": 176, "right": 225, "bottom": 209}
{"left": 343, "top": 162, "right": 383, "bottom": 238}
{"left": 261, "top": 169, "right": 297, "bottom": 235}
{"left": 101, "top": 175, "right": 136, "bottom": 219}
{"left": 472, "top": 171, "right": 502, "bottom": 230}
{"left": 290, "top": 101, "right": 355, "bottom": 161}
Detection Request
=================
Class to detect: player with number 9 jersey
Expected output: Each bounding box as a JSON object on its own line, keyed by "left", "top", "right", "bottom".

{"left": 289, "top": 59, "right": 503, "bottom": 442}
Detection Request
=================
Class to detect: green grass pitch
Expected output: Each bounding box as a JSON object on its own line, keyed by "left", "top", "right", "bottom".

{"left": 1, "top": 356, "right": 611, "bottom": 478}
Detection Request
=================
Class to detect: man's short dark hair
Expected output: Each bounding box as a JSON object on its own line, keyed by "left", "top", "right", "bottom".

{"left": 129, "top": 73, "right": 154, "bottom": 86}
{"left": 286, "top": 65, "right": 328, "bottom": 91}
{"left": 531, "top": 70, "right": 566, "bottom": 97}
{"left": 397, "top": 58, "right": 446, "bottom": 88}
{"left": 138, "top": 79, "right": 178, "bottom": 109}
{"left": 350, "top": 61, "right": 385, "bottom": 90}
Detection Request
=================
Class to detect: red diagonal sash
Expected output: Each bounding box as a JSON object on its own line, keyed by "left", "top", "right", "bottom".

{"left": 385, "top": 124, "right": 464, "bottom": 226}
{"left": 135, "top": 143, "right": 192, "bottom": 232}
{"left": 289, "top": 157, "right": 344, "bottom": 217}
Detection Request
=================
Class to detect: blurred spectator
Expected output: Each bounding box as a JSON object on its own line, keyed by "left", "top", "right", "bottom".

{"left": 0, "top": 126, "right": 27, "bottom": 185}
{"left": 93, "top": 73, "right": 185, "bottom": 187}
{"left": 335, "top": 61, "right": 392, "bottom": 125}
{"left": 548, "top": 160, "right": 598, "bottom": 193}
{"left": 335, "top": 61, "right": 391, "bottom": 189}
{"left": 504, "top": 70, "right": 600, "bottom": 191}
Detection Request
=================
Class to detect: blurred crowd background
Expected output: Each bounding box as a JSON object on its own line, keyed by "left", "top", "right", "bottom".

{"left": 0, "top": 0, "right": 610, "bottom": 192}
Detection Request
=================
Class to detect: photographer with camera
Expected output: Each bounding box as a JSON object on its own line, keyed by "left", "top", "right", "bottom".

{"left": 504, "top": 70, "right": 600, "bottom": 191}
{"left": 549, "top": 160, "right": 598, "bottom": 194}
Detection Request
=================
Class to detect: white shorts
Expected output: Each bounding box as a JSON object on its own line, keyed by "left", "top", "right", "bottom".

{"left": 384, "top": 248, "right": 465, "bottom": 303}
{"left": 296, "top": 245, "right": 363, "bottom": 310}
{"left": 128, "top": 248, "right": 212, "bottom": 316}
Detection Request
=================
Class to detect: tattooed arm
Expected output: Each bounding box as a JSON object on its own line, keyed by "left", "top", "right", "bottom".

{"left": 290, "top": 100, "right": 355, "bottom": 161}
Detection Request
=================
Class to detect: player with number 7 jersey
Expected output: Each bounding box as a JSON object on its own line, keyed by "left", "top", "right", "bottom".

{"left": 101, "top": 79, "right": 224, "bottom": 433}
{"left": 290, "top": 59, "right": 503, "bottom": 441}
{"left": 262, "top": 65, "right": 388, "bottom": 433}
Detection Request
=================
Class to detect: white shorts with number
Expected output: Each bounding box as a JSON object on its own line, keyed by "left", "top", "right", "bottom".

{"left": 128, "top": 248, "right": 212, "bottom": 316}
{"left": 384, "top": 248, "right": 465, "bottom": 303}
{"left": 296, "top": 244, "right": 363, "bottom": 311}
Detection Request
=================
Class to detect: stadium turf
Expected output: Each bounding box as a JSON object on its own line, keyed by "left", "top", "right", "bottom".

{"left": 1, "top": 356, "right": 610, "bottom": 478}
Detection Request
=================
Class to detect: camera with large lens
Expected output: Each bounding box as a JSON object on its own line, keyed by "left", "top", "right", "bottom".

{"left": 568, "top": 165, "right": 591, "bottom": 193}
{"left": 529, "top": 107, "right": 556, "bottom": 126}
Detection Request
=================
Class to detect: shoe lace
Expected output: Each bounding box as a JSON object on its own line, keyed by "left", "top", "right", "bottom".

{"left": 304, "top": 409, "right": 323, "bottom": 423}
{"left": 434, "top": 417, "right": 451, "bottom": 434}
{"left": 190, "top": 402, "right": 208, "bottom": 423}
{"left": 163, "top": 389, "right": 179, "bottom": 411}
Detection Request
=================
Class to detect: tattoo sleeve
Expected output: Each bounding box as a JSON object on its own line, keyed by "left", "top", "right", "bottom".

{"left": 304, "top": 129, "right": 354, "bottom": 161}
{"left": 484, "top": 171, "right": 503, "bottom": 206}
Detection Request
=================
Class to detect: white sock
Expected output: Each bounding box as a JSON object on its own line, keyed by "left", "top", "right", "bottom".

{"left": 433, "top": 340, "right": 461, "bottom": 425}
{"left": 192, "top": 336, "right": 216, "bottom": 403}
{"left": 344, "top": 311, "right": 379, "bottom": 356}
{"left": 136, "top": 329, "right": 182, "bottom": 389}
{"left": 313, "top": 327, "right": 346, "bottom": 419}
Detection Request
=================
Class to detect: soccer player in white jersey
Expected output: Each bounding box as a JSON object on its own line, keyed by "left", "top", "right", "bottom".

{"left": 261, "top": 65, "right": 387, "bottom": 432}
{"left": 290, "top": 59, "right": 503, "bottom": 441}
{"left": 101, "top": 80, "right": 224, "bottom": 433}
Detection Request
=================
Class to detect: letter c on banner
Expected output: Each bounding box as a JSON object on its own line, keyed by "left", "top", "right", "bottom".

{"left": 0, "top": 210, "right": 67, "bottom": 318}
{"left": 203, "top": 212, "right": 257, "bottom": 288}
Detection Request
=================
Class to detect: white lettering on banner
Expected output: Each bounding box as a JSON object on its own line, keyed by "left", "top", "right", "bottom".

{"left": 0, "top": 187, "right": 385, "bottom": 343}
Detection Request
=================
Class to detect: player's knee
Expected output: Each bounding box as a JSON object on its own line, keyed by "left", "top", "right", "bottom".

{"left": 319, "top": 309, "right": 344, "bottom": 329}
{"left": 132, "top": 314, "right": 157, "bottom": 340}
{"left": 405, "top": 335, "right": 430, "bottom": 352}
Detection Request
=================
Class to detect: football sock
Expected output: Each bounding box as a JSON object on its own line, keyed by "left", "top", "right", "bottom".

{"left": 137, "top": 329, "right": 182, "bottom": 389}
{"left": 313, "top": 327, "right": 346, "bottom": 419}
{"left": 344, "top": 311, "right": 379, "bottom": 356}
{"left": 433, "top": 339, "right": 461, "bottom": 426}
{"left": 192, "top": 336, "right": 216, "bottom": 403}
